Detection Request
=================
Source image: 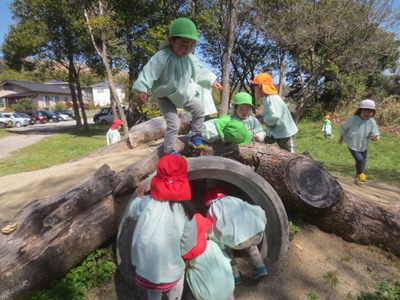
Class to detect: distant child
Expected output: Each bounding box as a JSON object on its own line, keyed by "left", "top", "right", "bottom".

{"left": 133, "top": 17, "right": 222, "bottom": 156}
{"left": 184, "top": 213, "right": 235, "bottom": 300}
{"left": 230, "top": 92, "right": 266, "bottom": 143}
{"left": 106, "top": 119, "right": 124, "bottom": 145}
{"left": 203, "top": 187, "right": 267, "bottom": 285}
{"left": 339, "top": 99, "right": 379, "bottom": 185}
{"left": 322, "top": 115, "right": 333, "bottom": 139}
{"left": 129, "top": 154, "right": 197, "bottom": 300}
{"left": 251, "top": 73, "right": 298, "bottom": 152}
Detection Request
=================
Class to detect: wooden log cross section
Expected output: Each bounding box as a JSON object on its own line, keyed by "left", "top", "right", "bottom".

{"left": 0, "top": 116, "right": 399, "bottom": 300}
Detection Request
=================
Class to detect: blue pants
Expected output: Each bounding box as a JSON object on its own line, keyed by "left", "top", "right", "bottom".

{"left": 348, "top": 147, "right": 368, "bottom": 175}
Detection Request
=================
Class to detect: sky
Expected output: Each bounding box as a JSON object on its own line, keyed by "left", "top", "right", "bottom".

{"left": 0, "top": 1, "right": 13, "bottom": 56}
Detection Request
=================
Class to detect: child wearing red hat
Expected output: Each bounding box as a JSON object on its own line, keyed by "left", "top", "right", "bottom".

{"left": 203, "top": 187, "right": 268, "bottom": 285}
{"left": 184, "top": 214, "right": 235, "bottom": 300}
{"left": 129, "top": 154, "right": 197, "bottom": 300}
{"left": 106, "top": 119, "right": 124, "bottom": 145}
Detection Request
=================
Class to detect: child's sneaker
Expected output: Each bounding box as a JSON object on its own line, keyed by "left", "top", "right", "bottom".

{"left": 168, "top": 151, "right": 186, "bottom": 159}
{"left": 359, "top": 173, "right": 367, "bottom": 182}
{"left": 252, "top": 265, "right": 268, "bottom": 280}
{"left": 189, "top": 135, "right": 205, "bottom": 150}
{"left": 355, "top": 175, "right": 364, "bottom": 185}
{"left": 234, "top": 273, "right": 242, "bottom": 285}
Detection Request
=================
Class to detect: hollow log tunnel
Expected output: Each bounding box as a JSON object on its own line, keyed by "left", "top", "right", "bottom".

{"left": 117, "top": 156, "right": 290, "bottom": 284}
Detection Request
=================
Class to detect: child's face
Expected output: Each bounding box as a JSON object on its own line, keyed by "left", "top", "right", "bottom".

{"left": 360, "top": 109, "right": 374, "bottom": 120}
{"left": 168, "top": 37, "right": 196, "bottom": 58}
{"left": 253, "top": 84, "right": 265, "bottom": 98}
{"left": 235, "top": 104, "right": 252, "bottom": 120}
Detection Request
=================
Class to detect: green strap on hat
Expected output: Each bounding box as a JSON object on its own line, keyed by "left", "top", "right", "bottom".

{"left": 169, "top": 18, "right": 200, "bottom": 41}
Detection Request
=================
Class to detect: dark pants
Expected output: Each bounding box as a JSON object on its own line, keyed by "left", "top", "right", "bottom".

{"left": 348, "top": 147, "right": 368, "bottom": 175}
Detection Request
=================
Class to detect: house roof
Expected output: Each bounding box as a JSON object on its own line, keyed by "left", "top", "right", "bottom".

{"left": 0, "top": 79, "right": 72, "bottom": 94}
{"left": 90, "top": 80, "right": 123, "bottom": 88}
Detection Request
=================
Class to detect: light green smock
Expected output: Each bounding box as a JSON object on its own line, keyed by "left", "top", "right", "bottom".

{"left": 207, "top": 195, "right": 267, "bottom": 249}
{"left": 262, "top": 94, "right": 298, "bottom": 138}
{"left": 129, "top": 195, "right": 197, "bottom": 284}
{"left": 322, "top": 119, "right": 332, "bottom": 135}
{"left": 232, "top": 115, "right": 266, "bottom": 142}
{"left": 106, "top": 129, "right": 121, "bottom": 145}
{"left": 186, "top": 240, "right": 234, "bottom": 300}
{"left": 339, "top": 115, "right": 379, "bottom": 152}
{"left": 133, "top": 44, "right": 217, "bottom": 110}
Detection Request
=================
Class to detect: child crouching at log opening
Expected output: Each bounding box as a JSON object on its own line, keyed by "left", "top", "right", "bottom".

{"left": 133, "top": 17, "right": 222, "bottom": 156}
{"left": 129, "top": 154, "right": 197, "bottom": 300}
{"left": 184, "top": 213, "right": 235, "bottom": 300}
{"left": 230, "top": 92, "right": 266, "bottom": 143}
{"left": 339, "top": 99, "right": 379, "bottom": 185}
{"left": 203, "top": 187, "right": 268, "bottom": 285}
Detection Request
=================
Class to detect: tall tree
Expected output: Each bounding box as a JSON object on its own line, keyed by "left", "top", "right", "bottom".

{"left": 256, "top": 0, "right": 400, "bottom": 122}
{"left": 2, "top": 0, "right": 91, "bottom": 129}
{"left": 84, "top": 0, "right": 130, "bottom": 137}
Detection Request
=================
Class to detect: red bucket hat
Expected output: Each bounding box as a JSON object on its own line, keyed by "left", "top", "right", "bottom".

{"left": 110, "top": 119, "right": 124, "bottom": 130}
{"left": 182, "top": 213, "right": 213, "bottom": 260}
{"left": 151, "top": 155, "right": 191, "bottom": 201}
{"left": 251, "top": 73, "right": 278, "bottom": 95}
{"left": 203, "top": 187, "right": 227, "bottom": 207}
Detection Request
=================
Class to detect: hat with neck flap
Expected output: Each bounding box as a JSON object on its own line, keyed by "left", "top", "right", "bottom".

{"left": 110, "top": 119, "right": 123, "bottom": 130}
{"left": 151, "top": 155, "right": 191, "bottom": 201}
{"left": 182, "top": 213, "right": 213, "bottom": 260}
{"left": 251, "top": 73, "right": 278, "bottom": 95}
{"left": 169, "top": 18, "right": 200, "bottom": 41}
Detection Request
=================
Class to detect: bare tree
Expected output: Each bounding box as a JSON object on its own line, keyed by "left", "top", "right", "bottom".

{"left": 84, "top": 0, "right": 129, "bottom": 137}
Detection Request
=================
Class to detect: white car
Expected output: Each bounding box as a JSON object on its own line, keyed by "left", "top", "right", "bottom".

{"left": 2, "top": 112, "right": 30, "bottom": 127}
{"left": 53, "top": 111, "right": 71, "bottom": 121}
{"left": 98, "top": 109, "right": 128, "bottom": 124}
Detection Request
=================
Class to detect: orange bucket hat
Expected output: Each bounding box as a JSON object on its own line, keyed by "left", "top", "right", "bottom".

{"left": 251, "top": 73, "right": 278, "bottom": 95}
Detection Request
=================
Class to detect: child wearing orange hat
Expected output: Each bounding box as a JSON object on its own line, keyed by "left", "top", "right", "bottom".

{"left": 203, "top": 187, "right": 267, "bottom": 285}
{"left": 106, "top": 119, "right": 124, "bottom": 145}
{"left": 251, "top": 73, "right": 298, "bottom": 152}
{"left": 129, "top": 154, "right": 197, "bottom": 300}
{"left": 184, "top": 213, "right": 235, "bottom": 300}
{"left": 322, "top": 114, "right": 333, "bottom": 139}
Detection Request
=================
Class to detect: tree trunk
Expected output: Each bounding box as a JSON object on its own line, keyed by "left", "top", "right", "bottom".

{"left": 218, "top": 0, "right": 239, "bottom": 116}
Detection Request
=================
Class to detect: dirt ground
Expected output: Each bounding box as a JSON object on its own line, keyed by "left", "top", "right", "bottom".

{"left": 1, "top": 139, "right": 400, "bottom": 300}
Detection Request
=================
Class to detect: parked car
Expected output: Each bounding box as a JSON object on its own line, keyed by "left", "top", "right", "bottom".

{"left": 1, "top": 112, "right": 30, "bottom": 127}
{"left": 15, "top": 112, "right": 35, "bottom": 125}
{"left": 53, "top": 111, "right": 71, "bottom": 121}
{"left": 40, "top": 110, "right": 60, "bottom": 122}
{"left": 0, "top": 114, "right": 13, "bottom": 128}
{"left": 94, "top": 107, "right": 112, "bottom": 124}
{"left": 54, "top": 109, "right": 75, "bottom": 120}
{"left": 98, "top": 108, "right": 128, "bottom": 124}
{"left": 17, "top": 110, "right": 48, "bottom": 124}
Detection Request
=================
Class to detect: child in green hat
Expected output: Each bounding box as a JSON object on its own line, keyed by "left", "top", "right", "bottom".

{"left": 133, "top": 18, "right": 222, "bottom": 156}
{"left": 230, "top": 92, "right": 266, "bottom": 143}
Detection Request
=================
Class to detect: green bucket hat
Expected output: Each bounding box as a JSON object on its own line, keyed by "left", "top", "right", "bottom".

{"left": 214, "top": 114, "right": 231, "bottom": 138}
{"left": 169, "top": 18, "right": 200, "bottom": 41}
{"left": 234, "top": 92, "right": 253, "bottom": 106}
{"left": 222, "top": 119, "right": 252, "bottom": 146}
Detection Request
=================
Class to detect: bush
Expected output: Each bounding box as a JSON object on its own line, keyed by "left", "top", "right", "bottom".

{"left": 11, "top": 97, "right": 35, "bottom": 111}
{"left": 55, "top": 102, "right": 68, "bottom": 110}
{"left": 65, "top": 102, "right": 90, "bottom": 110}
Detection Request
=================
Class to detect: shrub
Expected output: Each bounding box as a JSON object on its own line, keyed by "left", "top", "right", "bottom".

{"left": 11, "top": 97, "right": 35, "bottom": 111}
{"left": 55, "top": 102, "right": 68, "bottom": 110}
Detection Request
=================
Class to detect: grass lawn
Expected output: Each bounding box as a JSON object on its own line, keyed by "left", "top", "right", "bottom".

{"left": 0, "top": 124, "right": 121, "bottom": 176}
{"left": 295, "top": 120, "right": 400, "bottom": 187}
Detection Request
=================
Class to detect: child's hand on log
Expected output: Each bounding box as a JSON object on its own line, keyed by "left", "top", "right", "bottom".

{"left": 252, "top": 135, "right": 260, "bottom": 142}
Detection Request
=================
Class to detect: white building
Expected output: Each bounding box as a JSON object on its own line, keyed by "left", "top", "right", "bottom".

{"left": 90, "top": 81, "right": 126, "bottom": 107}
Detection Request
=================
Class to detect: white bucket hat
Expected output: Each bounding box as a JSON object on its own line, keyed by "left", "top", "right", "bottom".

{"left": 359, "top": 99, "right": 376, "bottom": 110}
